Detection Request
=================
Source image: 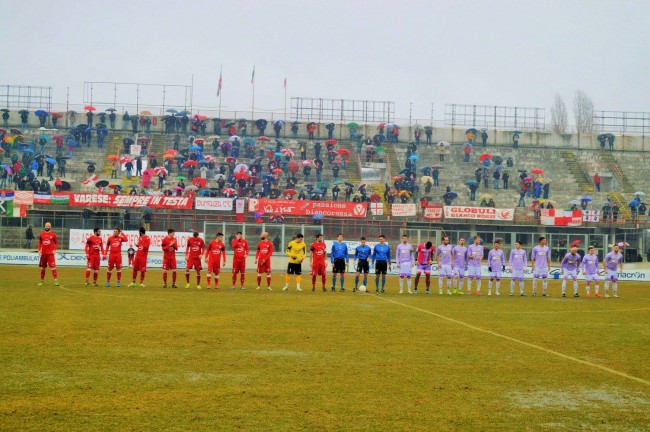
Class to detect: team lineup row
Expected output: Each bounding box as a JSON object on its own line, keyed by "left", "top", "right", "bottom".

{"left": 35, "top": 223, "right": 625, "bottom": 297}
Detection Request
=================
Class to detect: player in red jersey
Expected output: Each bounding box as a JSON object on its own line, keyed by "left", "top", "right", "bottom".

{"left": 37, "top": 222, "right": 59, "bottom": 286}
{"left": 231, "top": 231, "right": 249, "bottom": 290}
{"left": 130, "top": 227, "right": 150, "bottom": 287}
{"left": 105, "top": 227, "right": 128, "bottom": 287}
{"left": 255, "top": 232, "right": 274, "bottom": 290}
{"left": 161, "top": 229, "right": 178, "bottom": 288}
{"left": 205, "top": 232, "right": 227, "bottom": 289}
{"left": 185, "top": 231, "right": 205, "bottom": 289}
{"left": 310, "top": 233, "right": 328, "bottom": 292}
{"left": 84, "top": 227, "right": 105, "bottom": 286}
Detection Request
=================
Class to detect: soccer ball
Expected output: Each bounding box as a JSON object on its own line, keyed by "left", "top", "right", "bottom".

{"left": 358, "top": 285, "right": 367, "bottom": 292}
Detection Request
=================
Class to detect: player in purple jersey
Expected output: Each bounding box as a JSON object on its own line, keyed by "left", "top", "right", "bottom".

{"left": 487, "top": 240, "right": 505, "bottom": 296}
{"left": 452, "top": 238, "right": 468, "bottom": 295}
{"left": 395, "top": 235, "right": 414, "bottom": 294}
{"left": 581, "top": 246, "right": 600, "bottom": 298}
{"left": 561, "top": 247, "right": 582, "bottom": 297}
{"left": 530, "top": 237, "right": 551, "bottom": 296}
{"left": 466, "top": 235, "right": 484, "bottom": 295}
{"left": 603, "top": 244, "right": 623, "bottom": 298}
{"left": 436, "top": 235, "right": 454, "bottom": 295}
{"left": 508, "top": 241, "right": 527, "bottom": 296}
{"left": 414, "top": 241, "right": 435, "bottom": 294}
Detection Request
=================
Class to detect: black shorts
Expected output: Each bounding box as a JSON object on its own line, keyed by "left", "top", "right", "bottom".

{"left": 332, "top": 258, "right": 347, "bottom": 274}
{"left": 356, "top": 259, "right": 369, "bottom": 274}
{"left": 375, "top": 260, "right": 388, "bottom": 275}
{"left": 287, "top": 263, "right": 302, "bottom": 275}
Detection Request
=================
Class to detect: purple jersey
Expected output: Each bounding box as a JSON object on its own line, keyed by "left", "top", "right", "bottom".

{"left": 488, "top": 249, "right": 505, "bottom": 268}
{"left": 582, "top": 254, "right": 599, "bottom": 275}
{"left": 395, "top": 243, "right": 414, "bottom": 264}
{"left": 561, "top": 253, "right": 582, "bottom": 271}
{"left": 509, "top": 248, "right": 527, "bottom": 270}
{"left": 604, "top": 252, "right": 623, "bottom": 271}
{"left": 531, "top": 245, "right": 550, "bottom": 270}
{"left": 452, "top": 245, "right": 468, "bottom": 269}
{"left": 436, "top": 244, "right": 453, "bottom": 266}
{"left": 467, "top": 244, "right": 483, "bottom": 267}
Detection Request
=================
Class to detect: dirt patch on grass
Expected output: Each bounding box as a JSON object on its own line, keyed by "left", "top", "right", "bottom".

{"left": 508, "top": 387, "right": 650, "bottom": 410}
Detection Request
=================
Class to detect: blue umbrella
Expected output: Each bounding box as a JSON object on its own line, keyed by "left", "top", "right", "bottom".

{"left": 190, "top": 145, "right": 202, "bottom": 151}
{"left": 46, "top": 158, "right": 57, "bottom": 165}
{"left": 311, "top": 188, "right": 323, "bottom": 194}
{"left": 408, "top": 155, "right": 420, "bottom": 161}
{"left": 313, "top": 214, "right": 324, "bottom": 220}
{"left": 263, "top": 175, "right": 275, "bottom": 181}
{"left": 495, "top": 165, "right": 504, "bottom": 172}
{"left": 581, "top": 196, "right": 592, "bottom": 202}
{"left": 465, "top": 180, "right": 479, "bottom": 186}
{"left": 274, "top": 152, "right": 284, "bottom": 158}
{"left": 85, "top": 127, "right": 95, "bottom": 133}
{"left": 166, "top": 109, "right": 178, "bottom": 114}
{"left": 174, "top": 113, "right": 184, "bottom": 117}
{"left": 243, "top": 137, "right": 255, "bottom": 146}
{"left": 274, "top": 120, "right": 285, "bottom": 126}
{"left": 443, "top": 192, "right": 458, "bottom": 200}
{"left": 35, "top": 109, "right": 49, "bottom": 117}
{"left": 21, "top": 148, "right": 35, "bottom": 153}
{"left": 465, "top": 128, "right": 478, "bottom": 135}
{"left": 39, "top": 134, "right": 50, "bottom": 142}
{"left": 97, "top": 128, "right": 108, "bottom": 136}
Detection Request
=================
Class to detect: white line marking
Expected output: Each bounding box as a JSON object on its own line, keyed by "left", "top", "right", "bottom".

{"left": 373, "top": 295, "right": 650, "bottom": 387}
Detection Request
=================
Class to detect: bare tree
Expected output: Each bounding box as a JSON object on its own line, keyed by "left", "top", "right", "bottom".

{"left": 550, "top": 94, "right": 568, "bottom": 134}
{"left": 573, "top": 89, "right": 594, "bottom": 134}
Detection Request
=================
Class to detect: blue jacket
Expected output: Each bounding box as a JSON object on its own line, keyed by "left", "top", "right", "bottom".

{"left": 330, "top": 242, "right": 349, "bottom": 263}
{"left": 372, "top": 243, "right": 391, "bottom": 265}
{"left": 354, "top": 245, "right": 372, "bottom": 261}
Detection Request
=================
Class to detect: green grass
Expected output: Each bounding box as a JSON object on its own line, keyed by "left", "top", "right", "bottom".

{"left": 1, "top": 266, "right": 649, "bottom": 431}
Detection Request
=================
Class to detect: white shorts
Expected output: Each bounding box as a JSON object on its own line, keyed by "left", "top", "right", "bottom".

{"left": 398, "top": 262, "right": 412, "bottom": 277}
{"left": 533, "top": 268, "right": 548, "bottom": 278}
{"left": 490, "top": 271, "right": 502, "bottom": 280}
{"left": 439, "top": 264, "right": 453, "bottom": 278}
{"left": 468, "top": 266, "right": 482, "bottom": 279}
{"left": 563, "top": 269, "right": 578, "bottom": 280}
{"left": 511, "top": 269, "right": 524, "bottom": 281}
{"left": 453, "top": 267, "right": 466, "bottom": 278}
{"left": 605, "top": 270, "right": 619, "bottom": 281}
{"left": 585, "top": 274, "right": 599, "bottom": 282}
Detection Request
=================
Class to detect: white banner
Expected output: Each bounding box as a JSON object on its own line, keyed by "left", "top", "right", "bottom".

{"left": 235, "top": 198, "right": 246, "bottom": 214}
{"left": 583, "top": 210, "right": 601, "bottom": 222}
{"left": 0, "top": 251, "right": 192, "bottom": 269}
{"left": 391, "top": 203, "right": 416, "bottom": 217}
{"left": 195, "top": 197, "right": 234, "bottom": 211}
{"left": 129, "top": 144, "right": 142, "bottom": 156}
{"left": 68, "top": 229, "right": 204, "bottom": 252}
{"left": 370, "top": 203, "right": 384, "bottom": 216}
{"left": 443, "top": 206, "right": 514, "bottom": 221}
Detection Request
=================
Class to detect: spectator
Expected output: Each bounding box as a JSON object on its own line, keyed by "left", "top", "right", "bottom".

{"left": 463, "top": 144, "right": 471, "bottom": 162}
{"left": 483, "top": 169, "right": 489, "bottom": 189}
{"left": 518, "top": 189, "right": 526, "bottom": 207}
{"left": 432, "top": 168, "right": 440, "bottom": 186}
{"left": 273, "top": 121, "right": 282, "bottom": 138}
{"left": 542, "top": 182, "right": 550, "bottom": 199}
{"left": 109, "top": 111, "right": 116, "bottom": 129}
{"left": 307, "top": 123, "right": 316, "bottom": 140}
{"left": 425, "top": 128, "right": 432, "bottom": 145}
{"left": 607, "top": 134, "right": 615, "bottom": 151}
{"left": 122, "top": 112, "right": 130, "bottom": 130}
{"left": 325, "top": 123, "right": 335, "bottom": 139}
{"left": 24, "top": 225, "right": 34, "bottom": 248}
{"left": 488, "top": 198, "right": 496, "bottom": 208}
{"left": 493, "top": 170, "right": 500, "bottom": 189}
{"left": 68, "top": 111, "right": 76, "bottom": 128}
{"left": 506, "top": 157, "right": 514, "bottom": 168}
{"left": 598, "top": 134, "right": 607, "bottom": 150}
{"left": 299, "top": 141, "right": 306, "bottom": 160}
{"left": 332, "top": 185, "right": 340, "bottom": 201}
{"left": 291, "top": 122, "right": 299, "bottom": 138}
{"left": 512, "top": 132, "right": 520, "bottom": 148}
{"left": 593, "top": 173, "right": 601, "bottom": 191}
{"left": 502, "top": 171, "right": 510, "bottom": 189}
{"left": 131, "top": 116, "right": 139, "bottom": 133}
{"left": 612, "top": 204, "right": 620, "bottom": 222}
{"left": 480, "top": 198, "right": 489, "bottom": 207}
{"left": 314, "top": 141, "right": 321, "bottom": 159}
{"left": 481, "top": 130, "right": 488, "bottom": 147}
{"left": 414, "top": 129, "right": 421, "bottom": 145}
{"left": 20, "top": 111, "right": 29, "bottom": 129}
{"left": 111, "top": 161, "right": 119, "bottom": 179}
{"left": 469, "top": 182, "right": 478, "bottom": 201}
{"left": 136, "top": 158, "right": 142, "bottom": 176}
{"left": 86, "top": 110, "right": 94, "bottom": 126}
{"left": 437, "top": 145, "right": 445, "bottom": 162}
{"left": 125, "top": 160, "right": 133, "bottom": 179}
{"left": 2, "top": 110, "right": 9, "bottom": 128}
{"left": 332, "top": 164, "right": 340, "bottom": 181}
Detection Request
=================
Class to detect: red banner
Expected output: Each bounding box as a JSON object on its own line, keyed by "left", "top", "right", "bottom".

{"left": 248, "top": 198, "right": 368, "bottom": 218}
{"left": 423, "top": 205, "right": 444, "bottom": 221}
{"left": 67, "top": 193, "right": 194, "bottom": 209}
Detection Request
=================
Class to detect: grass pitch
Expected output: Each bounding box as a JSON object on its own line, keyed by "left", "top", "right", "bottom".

{"left": 1, "top": 266, "right": 649, "bottom": 431}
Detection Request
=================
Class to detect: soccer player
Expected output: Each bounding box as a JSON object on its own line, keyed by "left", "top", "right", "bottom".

{"left": 353, "top": 237, "right": 372, "bottom": 292}
{"left": 84, "top": 227, "right": 105, "bottom": 287}
{"left": 185, "top": 231, "right": 205, "bottom": 289}
{"left": 105, "top": 227, "right": 128, "bottom": 287}
{"left": 330, "top": 233, "right": 349, "bottom": 292}
{"left": 530, "top": 237, "right": 551, "bottom": 296}
{"left": 395, "top": 234, "right": 414, "bottom": 294}
{"left": 582, "top": 246, "right": 600, "bottom": 298}
{"left": 161, "top": 229, "right": 178, "bottom": 288}
{"left": 414, "top": 241, "right": 435, "bottom": 294}
{"left": 561, "top": 247, "right": 582, "bottom": 297}
{"left": 284, "top": 233, "right": 306, "bottom": 292}
{"left": 310, "top": 234, "right": 328, "bottom": 292}
{"left": 127, "top": 246, "right": 135, "bottom": 267}
{"left": 487, "top": 240, "right": 505, "bottom": 296}
{"left": 452, "top": 238, "right": 468, "bottom": 294}
{"left": 130, "top": 227, "right": 150, "bottom": 287}
{"left": 231, "top": 231, "right": 249, "bottom": 290}
{"left": 205, "top": 232, "right": 227, "bottom": 289}
{"left": 508, "top": 241, "right": 527, "bottom": 296}
{"left": 467, "top": 235, "right": 484, "bottom": 295}
{"left": 37, "top": 221, "right": 59, "bottom": 286}
{"left": 371, "top": 234, "right": 391, "bottom": 293}
{"left": 603, "top": 244, "right": 623, "bottom": 298}
{"left": 436, "top": 235, "right": 454, "bottom": 295}
{"left": 255, "top": 232, "right": 274, "bottom": 290}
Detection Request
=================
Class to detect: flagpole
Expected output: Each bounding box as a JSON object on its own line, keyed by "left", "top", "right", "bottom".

{"left": 283, "top": 78, "right": 287, "bottom": 138}
{"left": 218, "top": 65, "right": 222, "bottom": 119}
{"left": 251, "top": 66, "right": 255, "bottom": 124}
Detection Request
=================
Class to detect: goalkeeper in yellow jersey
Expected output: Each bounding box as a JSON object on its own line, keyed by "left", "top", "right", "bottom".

{"left": 283, "top": 233, "right": 307, "bottom": 292}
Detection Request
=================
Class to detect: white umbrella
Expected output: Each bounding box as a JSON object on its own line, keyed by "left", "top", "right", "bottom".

{"left": 634, "top": 191, "right": 645, "bottom": 196}
{"left": 437, "top": 141, "right": 450, "bottom": 147}
{"left": 229, "top": 135, "right": 240, "bottom": 142}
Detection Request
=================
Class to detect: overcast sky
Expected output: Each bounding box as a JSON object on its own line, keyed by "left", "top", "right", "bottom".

{"left": 1, "top": 0, "right": 648, "bottom": 123}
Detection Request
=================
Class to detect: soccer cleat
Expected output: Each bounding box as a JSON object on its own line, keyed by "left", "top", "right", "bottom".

{"left": 171, "top": 284, "right": 177, "bottom": 288}
{"left": 196, "top": 285, "right": 202, "bottom": 290}
{"left": 574, "top": 293, "right": 579, "bottom": 297}
{"left": 457, "top": 290, "right": 465, "bottom": 295}
{"left": 439, "top": 290, "right": 443, "bottom": 295}
{"left": 594, "top": 293, "right": 601, "bottom": 298}
{"left": 257, "top": 286, "right": 261, "bottom": 290}
{"left": 185, "top": 283, "right": 191, "bottom": 289}
{"left": 240, "top": 286, "right": 246, "bottom": 290}
{"left": 496, "top": 291, "right": 500, "bottom": 296}
{"left": 562, "top": 293, "right": 566, "bottom": 297}
{"left": 296, "top": 287, "right": 302, "bottom": 292}
{"left": 38, "top": 281, "right": 44, "bottom": 286}
{"left": 426, "top": 290, "right": 431, "bottom": 295}
{"left": 105, "top": 282, "right": 111, "bottom": 287}
{"left": 586, "top": 293, "right": 591, "bottom": 298}
{"left": 331, "top": 287, "right": 336, "bottom": 292}
{"left": 85, "top": 282, "right": 90, "bottom": 287}
{"left": 353, "top": 288, "right": 357, "bottom": 292}
{"left": 139, "top": 283, "right": 146, "bottom": 288}
{"left": 129, "top": 282, "right": 137, "bottom": 287}
{"left": 381, "top": 289, "right": 385, "bottom": 293}
{"left": 93, "top": 283, "right": 98, "bottom": 287}
{"left": 323, "top": 288, "right": 327, "bottom": 292}
{"left": 604, "top": 294, "right": 610, "bottom": 298}
{"left": 230, "top": 286, "right": 236, "bottom": 290}
{"left": 268, "top": 287, "right": 272, "bottom": 291}
{"left": 542, "top": 293, "right": 548, "bottom": 297}
{"left": 520, "top": 292, "right": 526, "bottom": 296}
{"left": 53, "top": 281, "right": 59, "bottom": 286}
{"left": 163, "top": 284, "right": 168, "bottom": 289}
{"left": 487, "top": 290, "right": 492, "bottom": 296}
{"left": 447, "top": 290, "right": 452, "bottom": 296}
{"left": 509, "top": 292, "right": 514, "bottom": 296}
{"left": 613, "top": 294, "right": 619, "bottom": 298}
{"left": 282, "top": 286, "right": 289, "bottom": 291}
{"left": 340, "top": 288, "right": 345, "bottom": 292}
{"left": 452, "top": 289, "right": 458, "bottom": 294}
{"left": 408, "top": 290, "right": 413, "bottom": 294}
{"left": 476, "top": 291, "right": 482, "bottom": 296}
{"left": 399, "top": 290, "right": 403, "bottom": 294}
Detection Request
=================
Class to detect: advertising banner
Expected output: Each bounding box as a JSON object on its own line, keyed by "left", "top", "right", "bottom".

{"left": 391, "top": 203, "right": 417, "bottom": 217}
{"left": 194, "top": 197, "right": 234, "bottom": 211}
{"left": 69, "top": 229, "right": 204, "bottom": 252}
{"left": 423, "top": 205, "right": 444, "bottom": 221}
{"left": 67, "top": 193, "right": 193, "bottom": 209}
{"left": 443, "top": 206, "right": 514, "bottom": 221}
{"left": 248, "top": 199, "right": 367, "bottom": 218}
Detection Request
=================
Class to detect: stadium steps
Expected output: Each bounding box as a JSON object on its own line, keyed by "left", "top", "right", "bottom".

{"left": 607, "top": 191, "right": 631, "bottom": 219}
{"left": 559, "top": 151, "right": 595, "bottom": 193}
{"left": 599, "top": 152, "right": 634, "bottom": 193}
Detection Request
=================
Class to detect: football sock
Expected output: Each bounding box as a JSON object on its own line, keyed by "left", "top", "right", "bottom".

{"left": 573, "top": 281, "right": 578, "bottom": 295}
{"left": 295, "top": 275, "right": 301, "bottom": 289}
{"left": 140, "top": 272, "right": 145, "bottom": 283}
{"left": 240, "top": 274, "right": 245, "bottom": 286}
{"left": 542, "top": 279, "right": 548, "bottom": 294}
{"left": 93, "top": 270, "right": 98, "bottom": 283}
{"left": 117, "top": 269, "right": 122, "bottom": 282}
{"left": 340, "top": 276, "right": 345, "bottom": 288}
{"left": 381, "top": 277, "right": 386, "bottom": 290}
{"left": 407, "top": 278, "right": 412, "bottom": 290}
{"left": 107, "top": 270, "right": 113, "bottom": 282}
{"left": 232, "top": 273, "right": 237, "bottom": 286}
{"left": 519, "top": 281, "right": 524, "bottom": 293}
{"left": 425, "top": 275, "right": 430, "bottom": 289}
{"left": 267, "top": 274, "right": 272, "bottom": 287}
{"left": 312, "top": 275, "right": 316, "bottom": 288}
{"left": 375, "top": 277, "right": 379, "bottom": 290}
{"left": 85, "top": 269, "right": 91, "bottom": 282}
{"left": 185, "top": 271, "right": 190, "bottom": 283}
{"left": 355, "top": 276, "right": 360, "bottom": 289}
{"left": 414, "top": 274, "right": 421, "bottom": 289}
{"left": 172, "top": 272, "right": 176, "bottom": 284}
{"left": 561, "top": 279, "right": 567, "bottom": 295}
{"left": 510, "top": 280, "right": 515, "bottom": 294}
{"left": 399, "top": 278, "right": 404, "bottom": 291}
{"left": 604, "top": 281, "right": 610, "bottom": 293}
{"left": 196, "top": 274, "right": 200, "bottom": 285}
{"left": 363, "top": 276, "right": 367, "bottom": 286}
{"left": 613, "top": 282, "right": 618, "bottom": 295}
{"left": 332, "top": 275, "right": 337, "bottom": 289}
{"left": 40, "top": 268, "right": 45, "bottom": 280}
{"left": 257, "top": 274, "right": 262, "bottom": 286}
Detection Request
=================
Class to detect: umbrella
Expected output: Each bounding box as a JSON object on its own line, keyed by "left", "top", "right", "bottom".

{"left": 60, "top": 181, "right": 71, "bottom": 191}
{"left": 139, "top": 110, "right": 152, "bottom": 116}
{"left": 234, "top": 172, "right": 249, "bottom": 181}
{"left": 258, "top": 136, "right": 270, "bottom": 142}
{"left": 465, "top": 180, "right": 479, "bottom": 186}
{"left": 221, "top": 187, "right": 236, "bottom": 195}
{"left": 234, "top": 163, "right": 249, "bottom": 173}
{"left": 192, "top": 178, "right": 207, "bottom": 188}
{"left": 208, "top": 135, "right": 221, "bottom": 141}
{"left": 345, "top": 122, "right": 359, "bottom": 128}
{"left": 443, "top": 192, "right": 458, "bottom": 200}
{"left": 274, "top": 120, "right": 285, "bottom": 126}
{"left": 84, "top": 105, "right": 96, "bottom": 111}
{"left": 183, "top": 160, "right": 198, "bottom": 168}
{"left": 495, "top": 165, "right": 505, "bottom": 172}
{"left": 580, "top": 197, "right": 592, "bottom": 202}
{"left": 107, "top": 184, "right": 123, "bottom": 190}
{"left": 530, "top": 168, "right": 544, "bottom": 175}
{"left": 634, "top": 191, "right": 646, "bottom": 196}
{"left": 331, "top": 160, "right": 343, "bottom": 165}
{"left": 311, "top": 188, "right": 323, "bottom": 194}
{"left": 84, "top": 160, "right": 97, "bottom": 165}
{"left": 106, "top": 155, "right": 119, "bottom": 161}
{"left": 492, "top": 156, "right": 504, "bottom": 165}
{"left": 408, "top": 155, "right": 419, "bottom": 161}
{"left": 2, "top": 136, "right": 14, "bottom": 144}
{"left": 283, "top": 189, "right": 297, "bottom": 197}
{"left": 10, "top": 129, "right": 22, "bottom": 135}
{"left": 437, "top": 141, "right": 450, "bottom": 147}
{"left": 301, "top": 160, "right": 313, "bottom": 167}
{"left": 137, "top": 137, "right": 150, "bottom": 143}
{"left": 617, "top": 242, "right": 630, "bottom": 247}
{"left": 1, "top": 165, "right": 12, "bottom": 174}
{"left": 123, "top": 138, "right": 134, "bottom": 145}
{"left": 174, "top": 186, "right": 184, "bottom": 192}
{"left": 281, "top": 148, "right": 294, "bottom": 157}
{"left": 571, "top": 240, "right": 582, "bottom": 247}
{"left": 357, "top": 184, "right": 367, "bottom": 191}
{"left": 465, "top": 128, "right": 478, "bottom": 135}
{"left": 229, "top": 135, "right": 240, "bottom": 142}
{"left": 431, "top": 165, "right": 443, "bottom": 169}
{"left": 523, "top": 176, "right": 533, "bottom": 182}
{"left": 325, "top": 139, "right": 338, "bottom": 146}
{"left": 153, "top": 167, "right": 168, "bottom": 175}
{"left": 287, "top": 161, "right": 299, "bottom": 173}
{"left": 203, "top": 155, "right": 216, "bottom": 162}
{"left": 165, "top": 109, "right": 178, "bottom": 114}
{"left": 225, "top": 157, "right": 237, "bottom": 164}
{"left": 21, "top": 148, "right": 34, "bottom": 154}
{"left": 337, "top": 148, "right": 351, "bottom": 157}
{"left": 120, "top": 156, "right": 134, "bottom": 164}
{"left": 569, "top": 199, "right": 581, "bottom": 206}
{"left": 189, "top": 145, "right": 202, "bottom": 151}
{"left": 398, "top": 190, "right": 411, "bottom": 197}
{"left": 392, "top": 175, "right": 404, "bottom": 181}
{"left": 272, "top": 168, "right": 284, "bottom": 174}
{"left": 35, "top": 109, "right": 49, "bottom": 117}
{"left": 413, "top": 124, "right": 423, "bottom": 129}
{"left": 0, "top": 109, "right": 8, "bottom": 112}
{"left": 480, "top": 193, "right": 493, "bottom": 200}
{"left": 18, "top": 109, "right": 29, "bottom": 115}
{"left": 95, "top": 180, "right": 109, "bottom": 188}
{"left": 478, "top": 154, "right": 492, "bottom": 162}
{"left": 376, "top": 122, "right": 386, "bottom": 129}
{"left": 176, "top": 176, "right": 187, "bottom": 181}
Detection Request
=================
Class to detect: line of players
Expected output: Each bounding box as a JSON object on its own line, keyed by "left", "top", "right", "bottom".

{"left": 37, "top": 225, "right": 625, "bottom": 297}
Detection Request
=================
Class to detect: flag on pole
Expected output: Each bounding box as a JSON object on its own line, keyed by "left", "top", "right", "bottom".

{"left": 284, "top": 78, "right": 287, "bottom": 89}
{"left": 540, "top": 209, "right": 583, "bottom": 226}
{"left": 251, "top": 66, "right": 255, "bottom": 84}
{"left": 217, "top": 66, "right": 223, "bottom": 97}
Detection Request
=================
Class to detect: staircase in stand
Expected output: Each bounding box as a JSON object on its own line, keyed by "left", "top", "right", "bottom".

{"left": 599, "top": 152, "right": 634, "bottom": 193}
{"left": 560, "top": 151, "right": 594, "bottom": 193}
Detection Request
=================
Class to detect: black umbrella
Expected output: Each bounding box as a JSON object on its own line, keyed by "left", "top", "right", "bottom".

{"left": 122, "top": 138, "right": 134, "bottom": 145}
{"left": 95, "top": 180, "right": 109, "bottom": 188}
{"left": 60, "top": 181, "right": 71, "bottom": 191}
{"left": 225, "top": 122, "right": 236, "bottom": 127}
{"left": 373, "top": 134, "right": 385, "bottom": 143}
{"left": 76, "top": 124, "right": 88, "bottom": 130}
{"left": 95, "top": 123, "right": 107, "bottom": 129}
{"left": 0, "top": 109, "right": 9, "bottom": 113}
{"left": 84, "top": 160, "right": 97, "bottom": 165}
{"left": 106, "top": 108, "right": 117, "bottom": 112}
{"left": 18, "top": 109, "right": 29, "bottom": 115}
{"left": 10, "top": 129, "right": 22, "bottom": 135}
{"left": 344, "top": 182, "right": 355, "bottom": 187}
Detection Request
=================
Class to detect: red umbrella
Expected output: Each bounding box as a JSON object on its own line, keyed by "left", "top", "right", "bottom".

{"left": 192, "top": 178, "right": 207, "bottom": 188}
{"left": 84, "top": 105, "right": 96, "bottom": 111}
{"left": 137, "top": 137, "right": 150, "bottom": 143}
{"left": 197, "top": 115, "right": 208, "bottom": 121}
{"left": 478, "top": 154, "right": 492, "bottom": 162}
{"left": 530, "top": 168, "right": 544, "bottom": 175}
{"left": 337, "top": 148, "right": 351, "bottom": 157}
{"left": 284, "top": 189, "right": 297, "bottom": 197}
{"left": 183, "top": 160, "right": 198, "bottom": 167}
{"left": 50, "top": 112, "right": 63, "bottom": 118}
{"left": 203, "top": 155, "right": 216, "bottom": 162}
{"left": 370, "top": 193, "right": 381, "bottom": 202}
{"left": 163, "top": 154, "right": 174, "bottom": 159}
{"left": 106, "top": 155, "right": 119, "bottom": 161}
{"left": 617, "top": 242, "right": 630, "bottom": 247}
{"left": 325, "top": 139, "right": 338, "bottom": 146}
{"left": 165, "top": 149, "right": 178, "bottom": 155}
{"left": 225, "top": 157, "right": 237, "bottom": 164}
{"left": 234, "top": 172, "right": 249, "bottom": 180}
{"left": 392, "top": 175, "right": 403, "bottom": 181}
{"left": 376, "top": 123, "right": 386, "bottom": 129}
{"left": 193, "top": 138, "right": 205, "bottom": 145}
{"left": 222, "top": 187, "right": 236, "bottom": 196}
{"left": 331, "top": 160, "right": 343, "bottom": 165}
{"left": 249, "top": 176, "right": 261, "bottom": 184}
{"left": 272, "top": 168, "right": 284, "bottom": 174}
{"left": 301, "top": 160, "right": 313, "bottom": 167}
{"left": 281, "top": 148, "right": 294, "bottom": 157}
{"left": 154, "top": 167, "right": 168, "bottom": 175}
{"left": 523, "top": 176, "right": 533, "bottom": 182}
{"left": 287, "top": 161, "right": 299, "bottom": 173}
{"left": 120, "top": 156, "right": 134, "bottom": 164}
{"left": 571, "top": 240, "right": 582, "bottom": 247}
{"left": 258, "top": 136, "right": 270, "bottom": 142}
{"left": 148, "top": 153, "right": 158, "bottom": 158}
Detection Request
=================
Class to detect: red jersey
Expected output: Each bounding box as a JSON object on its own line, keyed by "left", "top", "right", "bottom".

{"left": 107, "top": 233, "right": 128, "bottom": 255}
{"left": 255, "top": 240, "right": 274, "bottom": 262}
{"left": 161, "top": 236, "right": 178, "bottom": 259}
{"left": 186, "top": 237, "right": 205, "bottom": 259}
{"left": 38, "top": 231, "right": 58, "bottom": 255}
{"left": 310, "top": 242, "right": 327, "bottom": 263}
{"left": 135, "top": 235, "right": 151, "bottom": 257}
{"left": 231, "top": 238, "right": 249, "bottom": 260}
{"left": 417, "top": 244, "right": 435, "bottom": 265}
{"left": 205, "top": 240, "right": 226, "bottom": 264}
{"left": 85, "top": 235, "right": 105, "bottom": 257}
